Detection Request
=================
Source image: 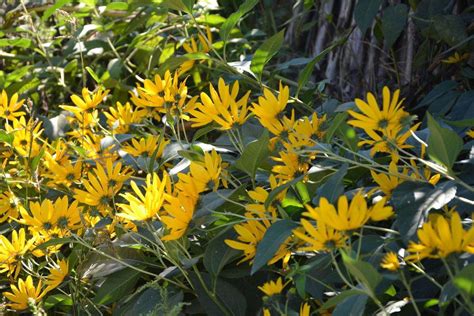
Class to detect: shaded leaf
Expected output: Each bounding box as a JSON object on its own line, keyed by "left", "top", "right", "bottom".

{"left": 341, "top": 251, "right": 382, "bottom": 292}
{"left": 354, "top": 0, "right": 382, "bottom": 35}
{"left": 220, "top": 0, "right": 259, "bottom": 48}
{"left": 234, "top": 130, "right": 269, "bottom": 180}
{"left": 250, "top": 30, "right": 285, "bottom": 81}
{"left": 315, "top": 164, "right": 348, "bottom": 204}
{"left": 94, "top": 268, "right": 141, "bottom": 305}
{"left": 453, "top": 264, "right": 474, "bottom": 296}
{"left": 204, "top": 229, "right": 240, "bottom": 278}
{"left": 382, "top": 4, "right": 408, "bottom": 49}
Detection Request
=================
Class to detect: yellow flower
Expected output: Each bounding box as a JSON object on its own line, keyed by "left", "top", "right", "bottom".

{"left": 161, "top": 194, "right": 196, "bottom": 241}
{"left": 5, "top": 116, "right": 43, "bottom": 157}
{"left": 117, "top": 173, "right": 168, "bottom": 221}
{"left": 466, "top": 129, "right": 474, "bottom": 138}
{"left": 307, "top": 192, "right": 393, "bottom": 231}
{"left": 442, "top": 52, "right": 469, "bottom": 64}
{"left": 252, "top": 83, "right": 290, "bottom": 135}
{"left": 348, "top": 86, "right": 409, "bottom": 133}
{"left": 293, "top": 220, "right": 347, "bottom": 252}
{"left": 45, "top": 259, "right": 69, "bottom": 292}
{"left": 380, "top": 251, "right": 400, "bottom": 271}
{"left": 123, "top": 135, "right": 170, "bottom": 158}
{"left": 359, "top": 123, "right": 420, "bottom": 160}
{"left": 0, "top": 228, "right": 36, "bottom": 278}
{"left": 300, "top": 302, "right": 310, "bottom": 316}
{"left": 61, "top": 87, "right": 109, "bottom": 114}
{"left": 104, "top": 101, "right": 147, "bottom": 133}
{"left": 258, "top": 277, "right": 288, "bottom": 297}
{"left": 179, "top": 26, "right": 213, "bottom": 74}
{"left": 263, "top": 308, "right": 271, "bottom": 316}
{"left": 44, "top": 157, "right": 82, "bottom": 187}
{"left": 0, "top": 90, "right": 25, "bottom": 120}
{"left": 246, "top": 175, "right": 283, "bottom": 219}
{"left": 0, "top": 191, "right": 21, "bottom": 223}
{"left": 189, "top": 150, "right": 226, "bottom": 191}
{"left": 272, "top": 150, "right": 309, "bottom": 182}
{"left": 3, "top": 276, "right": 47, "bottom": 311}
{"left": 74, "top": 159, "right": 130, "bottom": 214}
{"left": 284, "top": 113, "right": 326, "bottom": 150}
{"left": 407, "top": 212, "right": 474, "bottom": 262}
{"left": 371, "top": 162, "right": 404, "bottom": 197}
{"left": 189, "top": 78, "right": 251, "bottom": 130}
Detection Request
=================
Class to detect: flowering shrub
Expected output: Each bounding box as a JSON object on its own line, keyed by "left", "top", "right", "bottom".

{"left": 0, "top": 0, "right": 473, "bottom": 315}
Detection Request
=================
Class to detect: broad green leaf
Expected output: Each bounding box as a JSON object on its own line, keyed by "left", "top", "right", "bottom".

{"left": 427, "top": 112, "right": 463, "bottom": 172}
{"left": 265, "top": 175, "right": 305, "bottom": 209}
{"left": 392, "top": 181, "right": 457, "bottom": 241}
{"left": 251, "top": 219, "right": 299, "bottom": 274}
{"left": 34, "top": 237, "right": 75, "bottom": 250}
{"left": 316, "top": 164, "right": 348, "bottom": 204}
{"left": 324, "top": 112, "right": 348, "bottom": 142}
{"left": 42, "top": 0, "right": 72, "bottom": 21}
{"left": 204, "top": 229, "right": 240, "bottom": 278}
{"left": 297, "top": 37, "right": 347, "bottom": 96}
{"left": 94, "top": 268, "right": 142, "bottom": 305}
{"left": 341, "top": 251, "right": 382, "bottom": 292}
{"left": 433, "top": 15, "right": 467, "bottom": 46}
{"left": 44, "top": 294, "right": 73, "bottom": 310}
{"left": 250, "top": 30, "right": 285, "bottom": 81}
{"left": 220, "top": 0, "right": 259, "bottom": 49}
{"left": 382, "top": 4, "right": 408, "bottom": 49}
{"left": 163, "top": 0, "right": 194, "bottom": 13}
{"left": 333, "top": 294, "right": 368, "bottom": 316}
{"left": 0, "top": 130, "right": 13, "bottom": 145}
{"left": 190, "top": 273, "right": 247, "bottom": 316}
{"left": 295, "top": 181, "right": 310, "bottom": 204}
{"left": 105, "top": 2, "right": 128, "bottom": 11}
{"left": 0, "top": 38, "right": 32, "bottom": 48}
{"left": 354, "top": 0, "right": 382, "bottom": 35}
{"left": 319, "top": 289, "right": 366, "bottom": 310}
{"left": 234, "top": 130, "right": 269, "bottom": 180}
{"left": 453, "top": 264, "right": 474, "bottom": 296}
{"left": 336, "top": 121, "right": 359, "bottom": 152}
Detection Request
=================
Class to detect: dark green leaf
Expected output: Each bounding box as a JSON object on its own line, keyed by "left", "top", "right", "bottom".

{"left": 341, "top": 251, "right": 382, "bottom": 292}
{"left": 250, "top": 30, "right": 285, "bottom": 81}
{"left": 393, "top": 181, "right": 457, "bottom": 242}
{"left": 319, "top": 289, "right": 366, "bottom": 310}
{"left": 324, "top": 112, "right": 348, "bottom": 143}
{"left": 204, "top": 229, "right": 240, "bottom": 278}
{"left": 433, "top": 15, "right": 467, "bottom": 46}
{"left": 220, "top": 0, "right": 259, "bottom": 48}
{"left": 382, "top": 4, "right": 408, "bottom": 49}
{"left": 316, "top": 164, "right": 348, "bottom": 204}
{"left": 354, "top": 0, "right": 382, "bottom": 35}
{"left": 234, "top": 130, "right": 269, "bottom": 180}
{"left": 427, "top": 112, "right": 463, "bottom": 172}
{"left": 94, "top": 268, "right": 142, "bottom": 305}
{"left": 251, "top": 219, "right": 298, "bottom": 274}
{"left": 333, "top": 294, "right": 368, "bottom": 316}
{"left": 453, "top": 264, "right": 474, "bottom": 296}
{"left": 265, "top": 175, "right": 305, "bottom": 209}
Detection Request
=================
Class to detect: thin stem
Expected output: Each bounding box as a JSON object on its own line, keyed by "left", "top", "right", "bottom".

{"left": 400, "top": 270, "right": 421, "bottom": 316}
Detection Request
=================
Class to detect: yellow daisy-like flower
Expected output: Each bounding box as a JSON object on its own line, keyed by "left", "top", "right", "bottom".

{"left": 123, "top": 135, "right": 170, "bottom": 158}
{"left": 189, "top": 78, "right": 251, "bottom": 130}
{"left": 293, "top": 220, "right": 347, "bottom": 252}
{"left": 179, "top": 26, "right": 213, "bottom": 74}
{"left": 252, "top": 82, "right": 290, "bottom": 135}
{"left": 44, "top": 157, "right": 83, "bottom": 187}
{"left": 45, "top": 259, "right": 69, "bottom": 292}
{"left": 406, "top": 211, "right": 474, "bottom": 262}
{"left": 272, "top": 150, "right": 310, "bottom": 182}
{"left": 284, "top": 113, "right": 326, "bottom": 150}
{"left": 380, "top": 252, "right": 400, "bottom": 271}
{"left": 300, "top": 302, "right": 310, "bottom": 316}
{"left": 307, "top": 192, "right": 393, "bottom": 231}
{"left": 104, "top": 101, "right": 147, "bottom": 134}
{"left": 348, "top": 86, "right": 409, "bottom": 133}
{"left": 0, "top": 228, "right": 36, "bottom": 278}
{"left": 116, "top": 172, "right": 169, "bottom": 221}
{"left": 61, "top": 86, "right": 109, "bottom": 114}
{"left": 189, "top": 150, "right": 226, "bottom": 191}
{"left": 161, "top": 194, "right": 196, "bottom": 241}
{"left": 258, "top": 277, "right": 288, "bottom": 297}
{"left": 442, "top": 52, "right": 469, "bottom": 64}
{"left": 0, "top": 191, "right": 21, "bottom": 223}
{"left": 466, "top": 129, "right": 474, "bottom": 138}
{"left": 3, "top": 276, "right": 47, "bottom": 311}
{"left": 0, "top": 90, "right": 25, "bottom": 120}
{"left": 371, "top": 161, "right": 404, "bottom": 197}
{"left": 5, "top": 115, "right": 43, "bottom": 157}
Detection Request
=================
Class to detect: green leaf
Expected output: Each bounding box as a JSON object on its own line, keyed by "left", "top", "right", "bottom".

{"left": 433, "top": 15, "right": 467, "bottom": 46}
{"left": 333, "top": 294, "right": 368, "bottom": 316}
{"left": 336, "top": 121, "right": 359, "bottom": 152}
{"left": 105, "top": 2, "right": 128, "bottom": 11}
{"left": 204, "top": 229, "right": 240, "bottom": 278}
{"left": 34, "top": 237, "right": 75, "bottom": 250}
{"left": 297, "top": 37, "right": 347, "bottom": 96}
{"left": 85, "top": 66, "right": 101, "bottom": 84}
{"left": 265, "top": 175, "right": 305, "bottom": 209}
{"left": 324, "top": 112, "right": 348, "bottom": 143}
{"left": 392, "top": 181, "right": 457, "bottom": 241}
{"left": 234, "top": 130, "right": 269, "bottom": 180}
{"left": 341, "top": 251, "right": 382, "bottom": 292}
{"left": 44, "top": 294, "right": 73, "bottom": 310}
{"left": 0, "top": 130, "right": 14, "bottom": 145}
{"left": 354, "top": 0, "right": 382, "bottom": 35}
{"left": 220, "top": 0, "right": 259, "bottom": 50}
{"left": 163, "top": 0, "right": 194, "bottom": 13}
{"left": 382, "top": 4, "right": 408, "bottom": 49}
{"left": 42, "top": 0, "right": 72, "bottom": 21}
{"left": 250, "top": 30, "right": 285, "bottom": 81}
{"left": 295, "top": 181, "right": 310, "bottom": 204}
{"left": 316, "top": 164, "right": 348, "bottom": 204}
{"left": 319, "top": 289, "right": 366, "bottom": 311}
{"left": 427, "top": 112, "right": 463, "bottom": 172}
{"left": 251, "top": 219, "right": 298, "bottom": 274}
{"left": 94, "top": 268, "right": 142, "bottom": 305}
{"left": 453, "top": 264, "right": 474, "bottom": 296}
{"left": 0, "top": 38, "right": 32, "bottom": 48}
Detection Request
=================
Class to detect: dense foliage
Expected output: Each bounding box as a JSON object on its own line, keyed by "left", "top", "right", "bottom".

{"left": 0, "top": 0, "right": 473, "bottom": 315}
